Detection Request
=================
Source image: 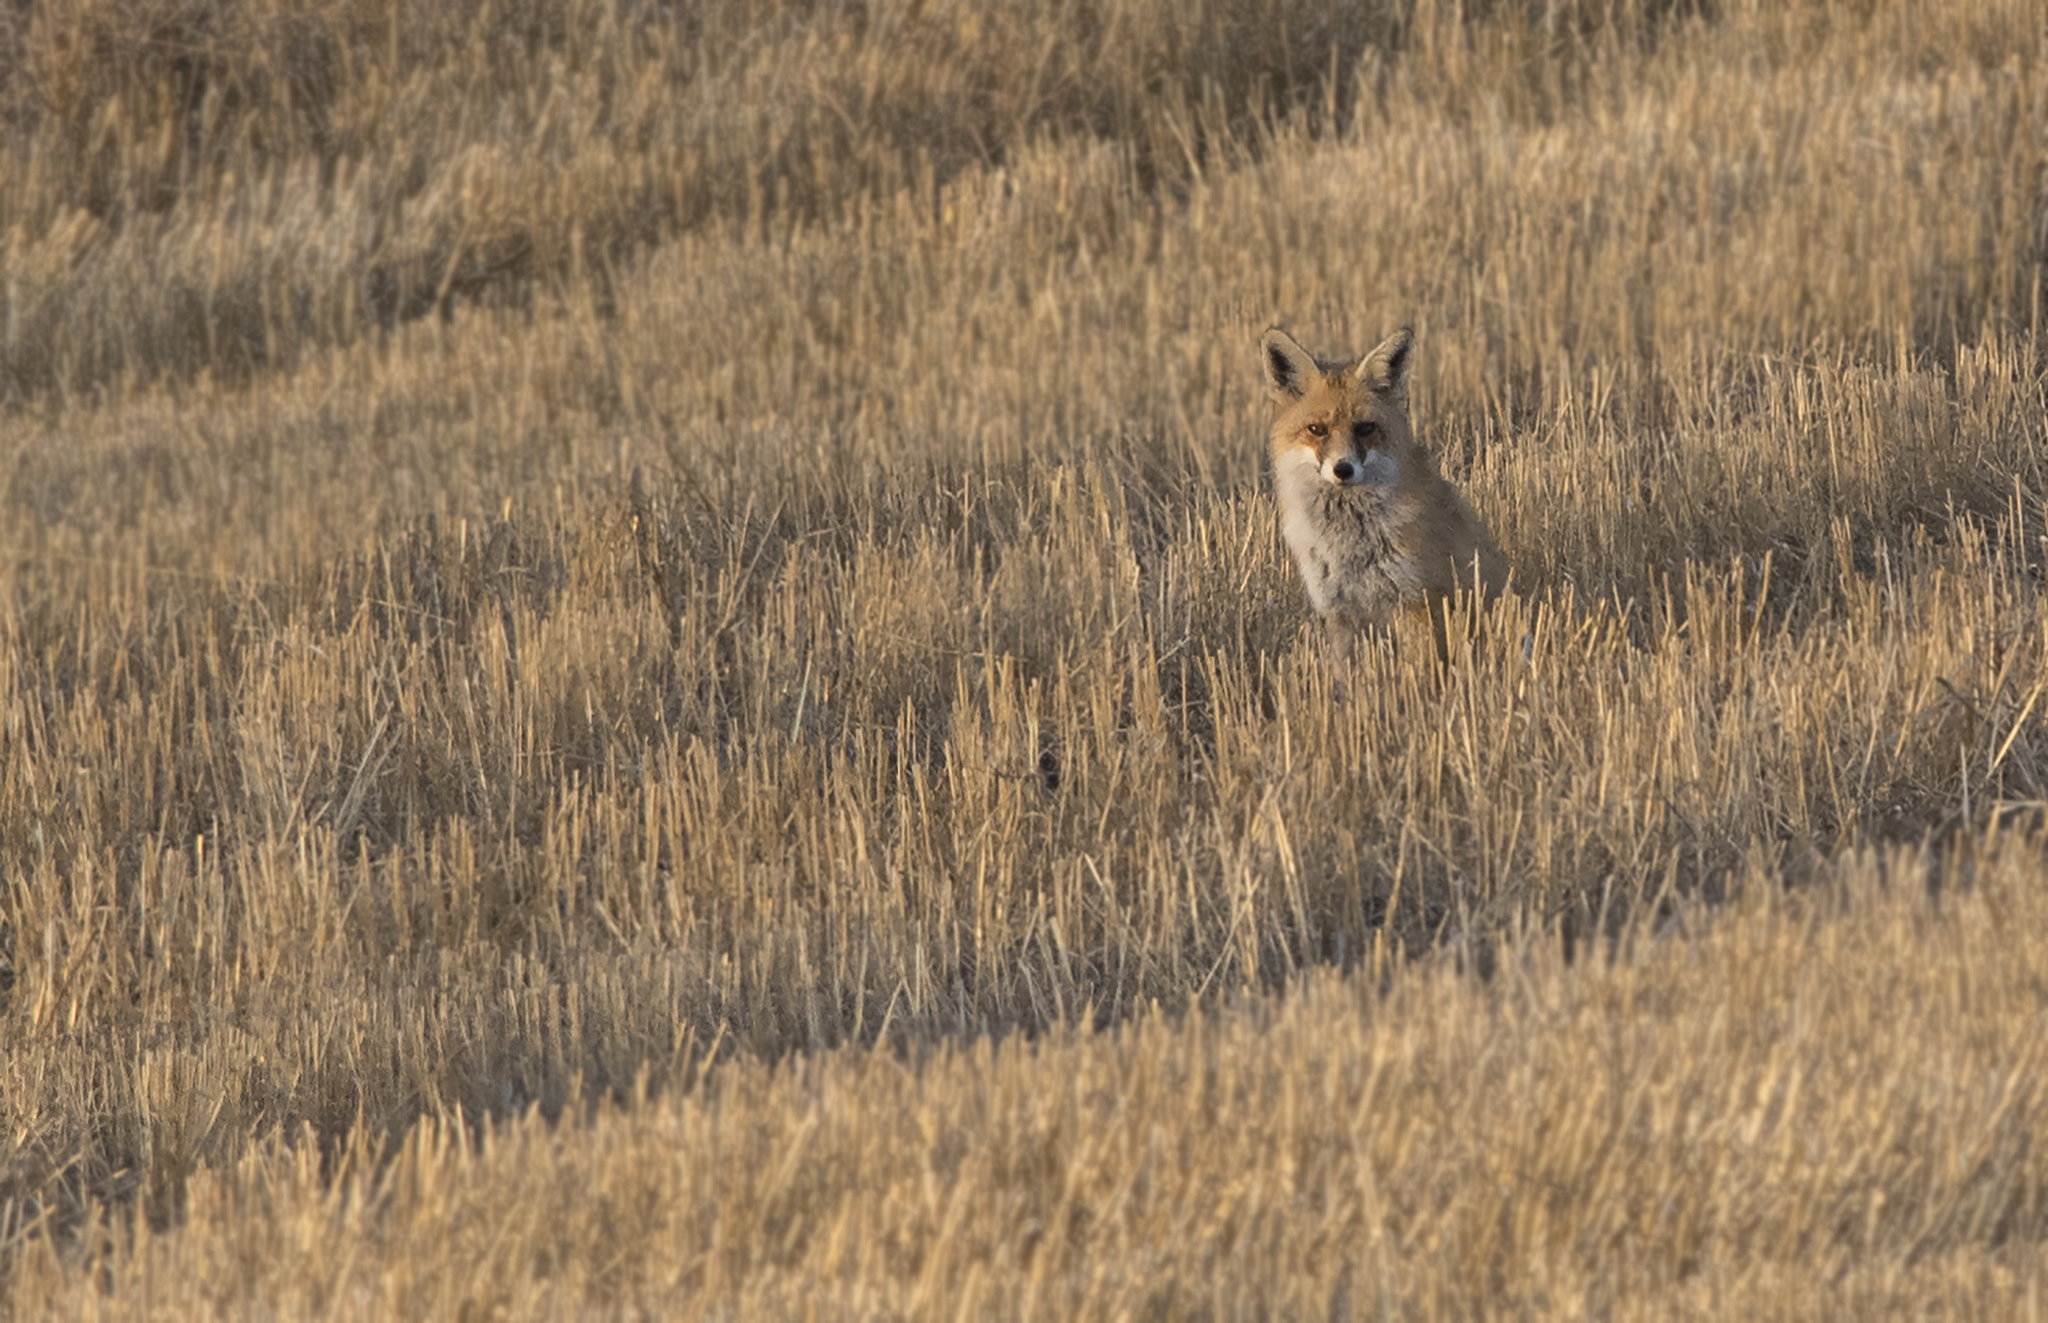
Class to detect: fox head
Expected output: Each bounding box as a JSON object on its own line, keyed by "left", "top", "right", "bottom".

{"left": 1260, "top": 326, "right": 1419, "bottom": 489}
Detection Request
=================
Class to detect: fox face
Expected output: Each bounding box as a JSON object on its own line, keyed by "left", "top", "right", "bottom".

{"left": 1261, "top": 326, "right": 1420, "bottom": 490}
{"left": 1260, "top": 326, "right": 1506, "bottom": 637}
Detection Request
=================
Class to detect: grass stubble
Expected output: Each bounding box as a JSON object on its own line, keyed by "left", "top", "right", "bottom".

{"left": 3, "top": 0, "right": 2048, "bottom": 1315}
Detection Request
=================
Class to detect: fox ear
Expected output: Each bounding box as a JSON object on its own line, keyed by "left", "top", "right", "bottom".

{"left": 1353, "top": 327, "right": 1416, "bottom": 399}
{"left": 1261, "top": 329, "right": 1319, "bottom": 402}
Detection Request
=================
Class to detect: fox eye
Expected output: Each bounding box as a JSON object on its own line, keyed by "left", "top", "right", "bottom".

{"left": 1305, "top": 422, "right": 1328, "bottom": 438}
{"left": 1354, "top": 420, "right": 1380, "bottom": 442}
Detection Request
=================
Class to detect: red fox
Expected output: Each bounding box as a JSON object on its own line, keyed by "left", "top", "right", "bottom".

{"left": 1261, "top": 326, "right": 1507, "bottom": 646}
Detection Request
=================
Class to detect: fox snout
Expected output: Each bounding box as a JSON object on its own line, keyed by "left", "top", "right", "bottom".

{"left": 1320, "top": 446, "right": 1396, "bottom": 488}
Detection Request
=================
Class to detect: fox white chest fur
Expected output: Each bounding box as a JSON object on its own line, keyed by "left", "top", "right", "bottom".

{"left": 1261, "top": 326, "right": 1505, "bottom": 634}
{"left": 1273, "top": 446, "right": 1426, "bottom": 627}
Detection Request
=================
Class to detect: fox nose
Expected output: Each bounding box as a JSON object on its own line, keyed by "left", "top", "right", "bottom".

{"left": 1329, "top": 458, "right": 1357, "bottom": 484}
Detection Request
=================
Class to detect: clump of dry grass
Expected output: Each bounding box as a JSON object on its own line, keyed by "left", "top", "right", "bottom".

{"left": 3, "top": 0, "right": 2047, "bottom": 1311}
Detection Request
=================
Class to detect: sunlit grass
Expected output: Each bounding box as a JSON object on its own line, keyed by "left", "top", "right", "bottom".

{"left": 3, "top": 0, "right": 2046, "bottom": 1313}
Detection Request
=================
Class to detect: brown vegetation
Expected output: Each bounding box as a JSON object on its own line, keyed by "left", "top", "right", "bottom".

{"left": 3, "top": 0, "right": 2046, "bottom": 1314}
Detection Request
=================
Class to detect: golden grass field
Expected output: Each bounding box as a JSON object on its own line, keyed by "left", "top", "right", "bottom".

{"left": 3, "top": 0, "right": 2046, "bottom": 1314}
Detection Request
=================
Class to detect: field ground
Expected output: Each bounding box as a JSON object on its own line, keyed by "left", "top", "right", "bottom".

{"left": 4, "top": 0, "right": 2048, "bottom": 1315}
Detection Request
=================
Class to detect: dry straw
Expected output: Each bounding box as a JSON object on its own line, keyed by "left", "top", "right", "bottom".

{"left": 3, "top": 0, "right": 2046, "bottom": 1313}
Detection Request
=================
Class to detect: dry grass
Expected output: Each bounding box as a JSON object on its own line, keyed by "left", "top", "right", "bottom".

{"left": 15, "top": 840, "right": 2048, "bottom": 1318}
{"left": 4, "top": 0, "right": 2047, "bottom": 1314}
